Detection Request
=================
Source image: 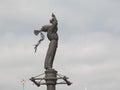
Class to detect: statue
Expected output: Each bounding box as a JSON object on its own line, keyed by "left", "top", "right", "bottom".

{"left": 30, "top": 14, "right": 71, "bottom": 89}
{"left": 34, "top": 13, "right": 58, "bottom": 70}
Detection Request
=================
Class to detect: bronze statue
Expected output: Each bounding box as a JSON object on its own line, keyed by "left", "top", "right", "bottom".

{"left": 34, "top": 13, "right": 58, "bottom": 70}
{"left": 30, "top": 14, "right": 71, "bottom": 89}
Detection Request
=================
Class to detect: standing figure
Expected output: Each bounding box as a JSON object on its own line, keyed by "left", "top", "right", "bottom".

{"left": 34, "top": 13, "right": 58, "bottom": 70}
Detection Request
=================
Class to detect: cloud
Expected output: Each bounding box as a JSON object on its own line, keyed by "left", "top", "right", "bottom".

{"left": 0, "top": 0, "right": 120, "bottom": 90}
{"left": 55, "top": 32, "right": 120, "bottom": 90}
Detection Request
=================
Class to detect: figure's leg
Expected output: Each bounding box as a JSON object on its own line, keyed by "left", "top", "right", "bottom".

{"left": 44, "top": 40, "right": 58, "bottom": 69}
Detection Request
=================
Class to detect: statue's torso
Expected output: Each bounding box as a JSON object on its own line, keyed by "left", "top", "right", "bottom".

{"left": 47, "top": 25, "right": 58, "bottom": 41}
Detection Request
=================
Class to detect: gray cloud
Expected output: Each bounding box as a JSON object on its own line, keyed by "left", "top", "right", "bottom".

{"left": 0, "top": 0, "right": 120, "bottom": 90}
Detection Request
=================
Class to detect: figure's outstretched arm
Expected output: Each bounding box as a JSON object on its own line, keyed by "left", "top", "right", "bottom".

{"left": 52, "top": 13, "right": 57, "bottom": 23}
{"left": 50, "top": 13, "right": 58, "bottom": 30}
{"left": 34, "top": 30, "right": 40, "bottom": 36}
{"left": 34, "top": 25, "right": 48, "bottom": 36}
{"left": 52, "top": 13, "right": 57, "bottom": 22}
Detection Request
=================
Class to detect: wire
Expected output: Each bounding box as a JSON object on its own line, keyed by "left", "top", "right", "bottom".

{"left": 34, "top": 73, "right": 45, "bottom": 78}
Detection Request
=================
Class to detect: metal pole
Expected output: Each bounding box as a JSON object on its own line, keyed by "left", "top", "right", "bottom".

{"left": 21, "top": 79, "right": 26, "bottom": 90}
{"left": 45, "top": 69, "right": 57, "bottom": 90}
{"left": 23, "top": 83, "right": 24, "bottom": 90}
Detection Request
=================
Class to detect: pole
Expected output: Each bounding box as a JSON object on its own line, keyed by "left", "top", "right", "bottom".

{"left": 23, "top": 83, "right": 24, "bottom": 90}
{"left": 45, "top": 69, "right": 57, "bottom": 90}
{"left": 21, "top": 79, "right": 26, "bottom": 90}
{"left": 85, "top": 87, "right": 87, "bottom": 90}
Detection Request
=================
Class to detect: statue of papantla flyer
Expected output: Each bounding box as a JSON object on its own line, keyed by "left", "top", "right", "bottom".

{"left": 30, "top": 13, "right": 71, "bottom": 90}
{"left": 34, "top": 13, "right": 58, "bottom": 70}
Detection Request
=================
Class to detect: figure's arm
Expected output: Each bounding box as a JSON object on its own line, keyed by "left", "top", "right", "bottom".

{"left": 34, "top": 25, "right": 48, "bottom": 36}
{"left": 34, "top": 30, "right": 40, "bottom": 36}
{"left": 34, "top": 29, "right": 44, "bottom": 36}
{"left": 51, "top": 13, "right": 58, "bottom": 30}
{"left": 52, "top": 13, "right": 57, "bottom": 23}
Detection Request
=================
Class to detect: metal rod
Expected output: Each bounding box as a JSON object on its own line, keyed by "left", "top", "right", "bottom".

{"left": 34, "top": 77, "right": 68, "bottom": 80}
{"left": 21, "top": 79, "right": 26, "bottom": 90}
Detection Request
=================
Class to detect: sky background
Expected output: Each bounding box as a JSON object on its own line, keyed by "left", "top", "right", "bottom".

{"left": 0, "top": 0, "right": 120, "bottom": 90}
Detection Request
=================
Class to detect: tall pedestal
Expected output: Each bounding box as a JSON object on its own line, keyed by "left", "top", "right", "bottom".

{"left": 45, "top": 69, "right": 57, "bottom": 90}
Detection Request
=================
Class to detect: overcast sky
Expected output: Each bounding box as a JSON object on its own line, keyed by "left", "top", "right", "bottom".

{"left": 0, "top": 0, "right": 120, "bottom": 90}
